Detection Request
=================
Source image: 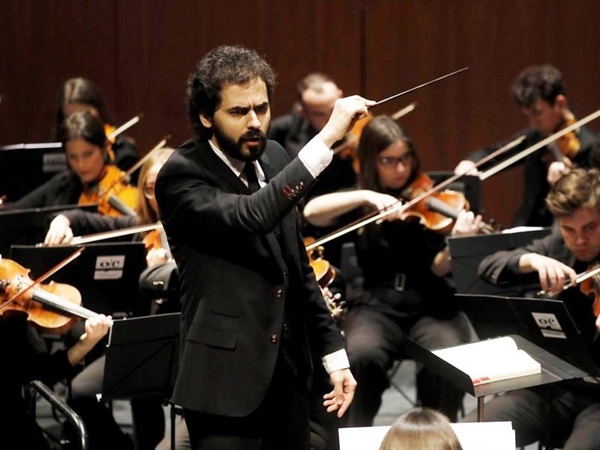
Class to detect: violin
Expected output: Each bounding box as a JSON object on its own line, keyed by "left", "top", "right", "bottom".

{"left": 78, "top": 164, "right": 139, "bottom": 217}
{"left": 543, "top": 114, "right": 581, "bottom": 165}
{"left": 400, "top": 173, "right": 499, "bottom": 234}
{"left": 579, "top": 263, "right": 600, "bottom": 316}
{"left": 304, "top": 237, "right": 344, "bottom": 320}
{"left": 333, "top": 114, "right": 372, "bottom": 176}
{"left": 0, "top": 258, "right": 98, "bottom": 334}
{"left": 399, "top": 173, "right": 468, "bottom": 234}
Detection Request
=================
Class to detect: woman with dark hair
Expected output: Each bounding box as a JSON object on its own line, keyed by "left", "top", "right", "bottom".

{"left": 55, "top": 77, "right": 139, "bottom": 181}
{"left": 303, "top": 115, "right": 481, "bottom": 426}
{"left": 4, "top": 110, "right": 138, "bottom": 217}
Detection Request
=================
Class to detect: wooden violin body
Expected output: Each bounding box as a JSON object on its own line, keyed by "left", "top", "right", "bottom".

{"left": 400, "top": 173, "right": 468, "bottom": 234}
{"left": 0, "top": 258, "right": 96, "bottom": 334}
{"left": 303, "top": 237, "right": 344, "bottom": 320}
{"left": 78, "top": 164, "right": 138, "bottom": 217}
{"left": 579, "top": 263, "right": 600, "bottom": 317}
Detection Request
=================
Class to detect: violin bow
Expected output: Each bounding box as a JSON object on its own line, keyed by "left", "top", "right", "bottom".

{"left": 0, "top": 247, "right": 85, "bottom": 310}
{"left": 305, "top": 135, "right": 525, "bottom": 251}
{"left": 332, "top": 102, "right": 417, "bottom": 156}
{"left": 97, "top": 135, "right": 170, "bottom": 198}
{"left": 536, "top": 265, "right": 600, "bottom": 297}
{"left": 107, "top": 113, "right": 143, "bottom": 141}
{"left": 70, "top": 223, "right": 162, "bottom": 245}
{"left": 479, "top": 108, "right": 600, "bottom": 180}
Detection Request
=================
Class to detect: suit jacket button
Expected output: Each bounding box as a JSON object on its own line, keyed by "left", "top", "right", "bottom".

{"left": 271, "top": 334, "right": 279, "bottom": 343}
{"left": 275, "top": 289, "right": 283, "bottom": 298}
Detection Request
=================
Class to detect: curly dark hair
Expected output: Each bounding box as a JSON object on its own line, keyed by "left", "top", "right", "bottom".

{"left": 511, "top": 64, "right": 566, "bottom": 109}
{"left": 187, "top": 45, "right": 276, "bottom": 139}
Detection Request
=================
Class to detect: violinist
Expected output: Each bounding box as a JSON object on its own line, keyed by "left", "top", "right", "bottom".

{"left": 453, "top": 64, "right": 600, "bottom": 228}
{"left": 55, "top": 77, "right": 140, "bottom": 183}
{"left": 302, "top": 115, "right": 480, "bottom": 426}
{"left": 44, "top": 147, "right": 176, "bottom": 450}
{"left": 269, "top": 72, "right": 358, "bottom": 200}
{"left": 0, "top": 284, "right": 110, "bottom": 450}
{"left": 269, "top": 72, "right": 359, "bottom": 268}
{"left": 461, "top": 168, "right": 600, "bottom": 449}
{"left": 3, "top": 110, "right": 139, "bottom": 218}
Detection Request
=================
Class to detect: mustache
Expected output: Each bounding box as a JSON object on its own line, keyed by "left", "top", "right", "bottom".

{"left": 240, "top": 130, "right": 267, "bottom": 141}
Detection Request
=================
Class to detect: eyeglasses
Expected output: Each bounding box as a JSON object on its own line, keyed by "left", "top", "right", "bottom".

{"left": 378, "top": 153, "right": 413, "bottom": 168}
{"left": 143, "top": 184, "right": 155, "bottom": 200}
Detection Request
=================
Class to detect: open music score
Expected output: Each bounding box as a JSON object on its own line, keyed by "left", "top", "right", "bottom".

{"left": 432, "top": 336, "right": 541, "bottom": 386}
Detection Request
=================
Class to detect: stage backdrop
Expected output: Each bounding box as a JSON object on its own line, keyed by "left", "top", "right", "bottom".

{"left": 1, "top": 0, "right": 599, "bottom": 228}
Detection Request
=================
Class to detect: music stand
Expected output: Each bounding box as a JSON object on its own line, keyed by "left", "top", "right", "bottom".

{"left": 102, "top": 313, "right": 180, "bottom": 450}
{"left": 0, "top": 142, "right": 66, "bottom": 201}
{"left": 405, "top": 293, "right": 595, "bottom": 421}
{"left": 0, "top": 204, "right": 97, "bottom": 257}
{"left": 101, "top": 312, "right": 180, "bottom": 400}
{"left": 457, "top": 294, "right": 600, "bottom": 376}
{"left": 10, "top": 242, "right": 146, "bottom": 317}
{"left": 447, "top": 228, "right": 551, "bottom": 295}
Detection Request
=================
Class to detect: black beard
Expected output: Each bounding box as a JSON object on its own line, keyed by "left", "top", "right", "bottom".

{"left": 213, "top": 125, "right": 267, "bottom": 162}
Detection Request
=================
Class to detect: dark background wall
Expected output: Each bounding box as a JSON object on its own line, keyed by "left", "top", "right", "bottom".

{"left": 1, "top": 0, "right": 599, "bottom": 227}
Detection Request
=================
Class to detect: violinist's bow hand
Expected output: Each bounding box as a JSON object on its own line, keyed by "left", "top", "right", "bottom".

{"left": 547, "top": 159, "right": 572, "bottom": 186}
{"left": 521, "top": 253, "right": 577, "bottom": 296}
{"left": 453, "top": 160, "right": 480, "bottom": 177}
{"left": 44, "top": 214, "right": 74, "bottom": 246}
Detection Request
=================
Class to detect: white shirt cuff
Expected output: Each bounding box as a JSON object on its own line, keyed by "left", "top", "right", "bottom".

{"left": 298, "top": 135, "right": 333, "bottom": 178}
{"left": 322, "top": 348, "right": 350, "bottom": 374}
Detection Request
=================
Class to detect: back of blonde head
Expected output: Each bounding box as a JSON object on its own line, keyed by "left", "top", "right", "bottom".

{"left": 379, "top": 407, "right": 463, "bottom": 450}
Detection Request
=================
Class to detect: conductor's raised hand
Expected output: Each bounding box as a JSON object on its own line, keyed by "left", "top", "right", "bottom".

{"left": 323, "top": 368, "right": 357, "bottom": 418}
{"left": 319, "top": 96, "right": 375, "bottom": 148}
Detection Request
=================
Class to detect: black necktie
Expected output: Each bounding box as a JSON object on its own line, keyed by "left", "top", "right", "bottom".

{"left": 243, "top": 162, "right": 261, "bottom": 193}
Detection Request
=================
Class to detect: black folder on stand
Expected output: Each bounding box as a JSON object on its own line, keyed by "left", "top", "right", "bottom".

{"left": 101, "top": 312, "right": 180, "bottom": 400}
{"left": 0, "top": 204, "right": 97, "bottom": 257}
{"left": 10, "top": 242, "right": 146, "bottom": 317}
{"left": 0, "top": 142, "right": 66, "bottom": 202}
{"left": 447, "top": 228, "right": 551, "bottom": 295}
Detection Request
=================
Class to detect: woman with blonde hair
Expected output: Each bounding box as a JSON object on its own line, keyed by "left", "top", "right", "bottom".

{"left": 379, "top": 407, "right": 463, "bottom": 450}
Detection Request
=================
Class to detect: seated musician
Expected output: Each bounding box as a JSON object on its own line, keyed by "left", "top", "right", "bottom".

{"left": 0, "top": 295, "right": 110, "bottom": 450}
{"left": 302, "top": 115, "right": 481, "bottom": 426}
{"left": 460, "top": 167, "right": 600, "bottom": 450}
{"left": 2, "top": 110, "right": 138, "bottom": 218}
{"left": 269, "top": 72, "right": 358, "bottom": 269}
{"left": 55, "top": 77, "right": 140, "bottom": 183}
{"left": 453, "top": 65, "right": 600, "bottom": 228}
{"left": 44, "top": 146, "right": 176, "bottom": 450}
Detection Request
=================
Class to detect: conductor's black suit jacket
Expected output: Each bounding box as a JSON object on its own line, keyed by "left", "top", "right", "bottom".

{"left": 155, "top": 136, "right": 344, "bottom": 417}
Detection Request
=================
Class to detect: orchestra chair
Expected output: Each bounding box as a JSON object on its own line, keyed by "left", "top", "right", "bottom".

{"left": 27, "top": 380, "right": 88, "bottom": 450}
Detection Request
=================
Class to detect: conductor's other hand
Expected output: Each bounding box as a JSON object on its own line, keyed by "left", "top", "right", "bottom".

{"left": 319, "top": 96, "right": 375, "bottom": 148}
{"left": 323, "top": 368, "right": 357, "bottom": 418}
